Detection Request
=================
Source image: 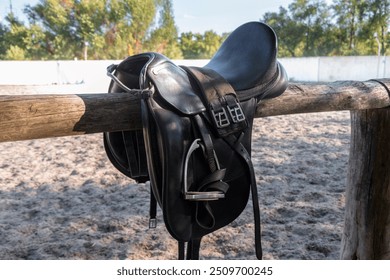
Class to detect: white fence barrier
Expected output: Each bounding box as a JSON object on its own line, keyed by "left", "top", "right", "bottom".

{"left": 0, "top": 59, "right": 209, "bottom": 92}
{"left": 0, "top": 56, "right": 388, "bottom": 88}
{"left": 279, "top": 56, "right": 389, "bottom": 82}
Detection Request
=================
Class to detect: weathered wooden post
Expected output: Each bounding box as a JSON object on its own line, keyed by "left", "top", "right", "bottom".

{"left": 340, "top": 80, "right": 390, "bottom": 259}
{"left": 341, "top": 107, "right": 390, "bottom": 259}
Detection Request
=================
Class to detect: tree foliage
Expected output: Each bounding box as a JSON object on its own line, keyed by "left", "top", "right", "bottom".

{"left": 1, "top": 0, "right": 183, "bottom": 60}
{"left": 148, "top": 0, "right": 182, "bottom": 58}
{"left": 0, "top": 0, "right": 389, "bottom": 60}
{"left": 179, "top": 31, "right": 226, "bottom": 59}
{"left": 263, "top": 0, "right": 389, "bottom": 57}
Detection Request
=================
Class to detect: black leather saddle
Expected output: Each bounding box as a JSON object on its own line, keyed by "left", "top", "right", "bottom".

{"left": 104, "top": 22, "right": 288, "bottom": 259}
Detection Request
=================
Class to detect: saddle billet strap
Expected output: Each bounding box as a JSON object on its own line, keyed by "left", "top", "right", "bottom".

{"left": 182, "top": 66, "right": 248, "bottom": 137}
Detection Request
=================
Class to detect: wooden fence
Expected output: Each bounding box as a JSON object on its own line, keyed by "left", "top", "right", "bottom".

{"left": 1, "top": 79, "right": 390, "bottom": 259}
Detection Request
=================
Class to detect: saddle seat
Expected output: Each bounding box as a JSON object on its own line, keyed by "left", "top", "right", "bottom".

{"left": 205, "top": 21, "right": 287, "bottom": 101}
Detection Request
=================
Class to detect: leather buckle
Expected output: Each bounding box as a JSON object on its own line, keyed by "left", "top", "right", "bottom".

{"left": 228, "top": 103, "right": 246, "bottom": 123}
{"left": 211, "top": 107, "right": 230, "bottom": 128}
{"left": 149, "top": 218, "right": 157, "bottom": 229}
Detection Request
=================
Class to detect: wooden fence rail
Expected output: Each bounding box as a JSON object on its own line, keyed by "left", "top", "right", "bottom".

{"left": 0, "top": 80, "right": 389, "bottom": 143}
{"left": 1, "top": 78, "right": 390, "bottom": 259}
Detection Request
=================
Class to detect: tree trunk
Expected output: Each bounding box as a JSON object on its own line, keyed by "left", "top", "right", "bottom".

{"left": 341, "top": 109, "right": 390, "bottom": 259}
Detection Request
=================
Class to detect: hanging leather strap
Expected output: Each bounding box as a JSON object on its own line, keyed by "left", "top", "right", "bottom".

{"left": 148, "top": 182, "right": 157, "bottom": 229}
{"left": 226, "top": 133, "right": 262, "bottom": 259}
{"left": 186, "top": 238, "right": 202, "bottom": 260}
{"left": 194, "top": 114, "right": 219, "bottom": 172}
{"left": 178, "top": 242, "right": 185, "bottom": 260}
{"left": 177, "top": 238, "right": 202, "bottom": 260}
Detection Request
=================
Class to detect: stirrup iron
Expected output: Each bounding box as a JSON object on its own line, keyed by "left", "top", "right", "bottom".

{"left": 183, "top": 139, "right": 225, "bottom": 201}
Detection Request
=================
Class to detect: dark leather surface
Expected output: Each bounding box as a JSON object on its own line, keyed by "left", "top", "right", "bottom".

{"left": 103, "top": 21, "right": 288, "bottom": 259}
{"left": 146, "top": 54, "right": 206, "bottom": 115}
{"left": 206, "top": 21, "right": 288, "bottom": 101}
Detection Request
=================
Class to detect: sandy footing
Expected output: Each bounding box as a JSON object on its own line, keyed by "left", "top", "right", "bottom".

{"left": 0, "top": 85, "right": 350, "bottom": 259}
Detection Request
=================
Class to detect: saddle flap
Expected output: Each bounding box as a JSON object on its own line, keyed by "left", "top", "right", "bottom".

{"left": 147, "top": 60, "right": 206, "bottom": 115}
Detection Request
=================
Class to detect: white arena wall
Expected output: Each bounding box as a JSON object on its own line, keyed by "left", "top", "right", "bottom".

{"left": 0, "top": 56, "right": 388, "bottom": 90}
{"left": 279, "top": 56, "right": 389, "bottom": 82}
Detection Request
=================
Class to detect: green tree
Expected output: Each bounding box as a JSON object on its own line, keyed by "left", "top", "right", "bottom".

{"left": 180, "top": 32, "right": 203, "bottom": 58}
{"left": 25, "top": 0, "right": 80, "bottom": 58}
{"left": 1, "top": 12, "right": 47, "bottom": 60}
{"left": 364, "top": 0, "right": 390, "bottom": 55}
{"left": 262, "top": 0, "right": 388, "bottom": 57}
{"left": 263, "top": 7, "right": 305, "bottom": 57}
{"left": 2, "top": 13, "right": 28, "bottom": 59}
{"left": 122, "top": 0, "right": 156, "bottom": 55}
{"left": 148, "top": 0, "right": 182, "bottom": 58}
{"left": 179, "top": 31, "right": 224, "bottom": 59}
{"left": 288, "top": 0, "right": 333, "bottom": 56}
{"left": 3, "top": 0, "right": 386, "bottom": 60}
{"left": 331, "top": 0, "right": 368, "bottom": 55}
{"left": 0, "top": 23, "right": 7, "bottom": 59}
{"left": 21, "top": 0, "right": 177, "bottom": 59}
{"left": 202, "top": 30, "right": 224, "bottom": 58}
{"left": 263, "top": 1, "right": 337, "bottom": 57}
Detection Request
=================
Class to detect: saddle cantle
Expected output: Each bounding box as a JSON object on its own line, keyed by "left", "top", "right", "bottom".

{"left": 103, "top": 22, "right": 288, "bottom": 259}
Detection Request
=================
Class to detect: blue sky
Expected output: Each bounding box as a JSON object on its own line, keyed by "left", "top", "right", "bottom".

{"left": 171, "top": 0, "right": 299, "bottom": 33}
{"left": 1, "top": 0, "right": 331, "bottom": 34}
